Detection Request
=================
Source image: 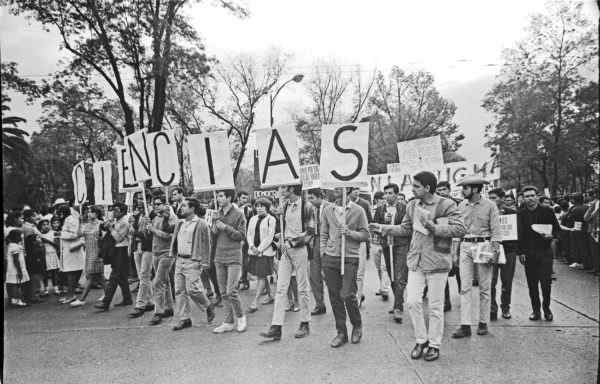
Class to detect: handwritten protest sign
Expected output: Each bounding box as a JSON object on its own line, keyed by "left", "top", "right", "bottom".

{"left": 396, "top": 135, "right": 444, "bottom": 174}
{"left": 92, "top": 161, "right": 113, "bottom": 205}
{"left": 72, "top": 161, "right": 87, "bottom": 206}
{"left": 115, "top": 144, "right": 140, "bottom": 192}
{"left": 256, "top": 127, "right": 301, "bottom": 187}
{"left": 499, "top": 214, "right": 518, "bottom": 241}
{"left": 320, "top": 123, "right": 369, "bottom": 188}
{"left": 300, "top": 164, "right": 320, "bottom": 190}
{"left": 125, "top": 131, "right": 153, "bottom": 182}
{"left": 188, "top": 131, "right": 235, "bottom": 191}
{"left": 147, "top": 130, "right": 180, "bottom": 187}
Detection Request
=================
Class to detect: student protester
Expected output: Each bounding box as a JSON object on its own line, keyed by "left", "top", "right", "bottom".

{"left": 306, "top": 188, "right": 331, "bottom": 315}
{"left": 22, "top": 209, "right": 46, "bottom": 303}
{"left": 128, "top": 201, "right": 156, "bottom": 318}
{"left": 321, "top": 187, "right": 369, "bottom": 347}
{"left": 5, "top": 229, "right": 30, "bottom": 307}
{"left": 488, "top": 188, "right": 518, "bottom": 320}
{"left": 212, "top": 190, "right": 248, "bottom": 334}
{"left": 373, "top": 183, "right": 409, "bottom": 323}
{"left": 564, "top": 194, "right": 590, "bottom": 270}
{"left": 260, "top": 184, "right": 315, "bottom": 341}
{"left": 452, "top": 176, "right": 501, "bottom": 339}
{"left": 38, "top": 219, "right": 60, "bottom": 296}
{"left": 171, "top": 198, "right": 216, "bottom": 331}
{"left": 583, "top": 189, "right": 599, "bottom": 276}
{"left": 348, "top": 187, "right": 372, "bottom": 307}
{"left": 70, "top": 206, "right": 106, "bottom": 307}
{"left": 237, "top": 190, "right": 253, "bottom": 291}
{"left": 370, "top": 191, "right": 390, "bottom": 301}
{"left": 171, "top": 187, "right": 185, "bottom": 219}
{"left": 94, "top": 203, "right": 133, "bottom": 311}
{"left": 58, "top": 204, "right": 85, "bottom": 305}
{"left": 517, "top": 186, "right": 560, "bottom": 321}
{"left": 371, "top": 172, "right": 466, "bottom": 361}
{"left": 246, "top": 198, "right": 277, "bottom": 314}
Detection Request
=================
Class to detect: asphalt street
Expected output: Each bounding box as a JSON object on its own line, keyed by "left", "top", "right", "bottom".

{"left": 4, "top": 258, "right": 599, "bottom": 384}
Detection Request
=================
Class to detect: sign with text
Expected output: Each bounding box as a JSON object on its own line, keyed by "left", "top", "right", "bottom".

{"left": 396, "top": 135, "right": 444, "bottom": 174}
{"left": 92, "top": 161, "right": 113, "bottom": 205}
{"left": 115, "top": 144, "right": 140, "bottom": 192}
{"left": 256, "top": 127, "right": 301, "bottom": 187}
{"left": 320, "top": 123, "right": 369, "bottom": 188}
{"left": 299, "top": 164, "right": 320, "bottom": 190}
{"left": 499, "top": 214, "right": 518, "bottom": 241}
{"left": 72, "top": 161, "right": 87, "bottom": 206}
{"left": 147, "top": 130, "right": 180, "bottom": 187}
{"left": 125, "top": 131, "right": 153, "bottom": 182}
{"left": 254, "top": 190, "right": 278, "bottom": 199}
{"left": 188, "top": 131, "right": 235, "bottom": 191}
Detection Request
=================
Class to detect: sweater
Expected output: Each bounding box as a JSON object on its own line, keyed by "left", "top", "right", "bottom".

{"left": 213, "top": 204, "right": 247, "bottom": 264}
{"left": 320, "top": 201, "right": 369, "bottom": 268}
{"left": 170, "top": 216, "right": 211, "bottom": 267}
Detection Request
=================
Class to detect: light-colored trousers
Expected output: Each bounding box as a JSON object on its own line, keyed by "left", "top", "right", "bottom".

{"left": 372, "top": 243, "right": 390, "bottom": 292}
{"left": 134, "top": 251, "right": 154, "bottom": 309}
{"left": 459, "top": 243, "right": 493, "bottom": 325}
{"left": 272, "top": 246, "right": 311, "bottom": 325}
{"left": 356, "top": 242, "right": 367, "bottom": 299}
{"left": 406, "top": 270, "right": 448, "bottom": 349}
{"left": 174, "top": 258, "right": 210, "bottom": 321}
{"left": 215, "top": 262, "right": 244, "bottom": 324}
{"left": 152, "top": 254, "right": 174, "bottom": 314}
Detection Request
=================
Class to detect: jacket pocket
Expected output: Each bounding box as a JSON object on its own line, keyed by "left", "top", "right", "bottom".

{"left": 433, "top": 236, "right": 451, "bottom": 253}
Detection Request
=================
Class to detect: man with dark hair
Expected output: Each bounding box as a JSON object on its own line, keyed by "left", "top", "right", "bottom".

{"left": 306, "top": 188, "right": 329, "bottom": 315}
{"left": 488, "top": 188, "right": 518, "bottom": 320}
{"left": 212, "top": 189, "right": 247, "bottom": 334}
{"left": 171, "top": 187, "right": 185, "bottom": 219}
{"left": 348, "top": 187, "right": 372, "bottom": 307}
{"left": 237, "top": 190, "right": 252, "bottom": 291}
{"left": 452, "top": 175, "right": 501, "bottom": 339}
{"left": 371, "top": 191, "right": 390, "bottom": 300}
{"left": 95, "top": 203, "right": 133, "bottom": 311}
{"left": 371, "top": 171, "right": 466, "bottom": 361}
{"left": 565, "top": 193, "right": 590, "bottom": 270}
{"left": 373, "top": 183, "right": 409, "bottom": 323}
{"left": 260, "top": 184, "right": 315, "bottom": 341}
{"left": 517, "top": 186, "right": 560, "bottom": 321}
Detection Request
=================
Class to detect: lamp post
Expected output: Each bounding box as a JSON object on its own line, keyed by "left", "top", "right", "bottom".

{"left": 269, "top": 73, "right": 304, "bottom": 127}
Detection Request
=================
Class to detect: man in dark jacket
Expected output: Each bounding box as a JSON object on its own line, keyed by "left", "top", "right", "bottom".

{"left": 565, "top": 193, "right": 590, "bottom": 270}
{"left": 373, "top": 183, "right": 409, "bottom": 323}
{"left": 517, "top": 186, "right": 560, "bottom": 321}
{"left": 488, "top": 188, "right": 518, "bottom": 320}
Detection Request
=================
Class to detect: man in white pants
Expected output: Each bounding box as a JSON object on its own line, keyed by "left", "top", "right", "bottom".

{"left": 348, "top": 187, "right": 372, "bottom": 307}
{"left": 371, "top": 171, "right": 465, "bottom": 362}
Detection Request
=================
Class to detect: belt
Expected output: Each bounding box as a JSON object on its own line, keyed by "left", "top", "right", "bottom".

{"left": 462, "top": 237, "right": 491, "bottom": 243}
{"left": 178, "top": 254, "right": 191, "bottom": 259}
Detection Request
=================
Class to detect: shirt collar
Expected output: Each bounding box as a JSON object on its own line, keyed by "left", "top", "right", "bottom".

{"left": 419, "top": 195, "right": 440, "bottom": 206}
{"left": 220, "top": 204, "right": 232, "bottom": 216}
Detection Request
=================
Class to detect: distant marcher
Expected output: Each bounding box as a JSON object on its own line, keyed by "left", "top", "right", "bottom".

{"left": 58, "top": 205, "right": 85, "bottom": 305}
{"left": 5, "top": 229, "right": 30, "bottom": 307}
{"left": 38, "top": 219, "right": 59, "bottom": 296}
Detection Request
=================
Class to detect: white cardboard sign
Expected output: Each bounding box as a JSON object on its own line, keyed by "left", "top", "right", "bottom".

{"left": 72, "top": 161, "right": 87, "bottom": 206}
{"left": 256, "top": 127, "right": 301, "bottom": 187}
{"left": 92, "top": 161, "right": 113, "bottom": 205}
{"left": 320, "top": 123, "right": 370, "bottom": 188}
{"left": 125, "top": 131, "right": 153, "bottom": 182}
{"left": 499, "top": 214, "right": 518, "bottom": 241}
{"left": 396, "top": 135, "right": 444, "bottom": 174}
{"left": 188, "top": 131, "right": 235, "bottom": 191}
{"left": 115, "top": 144, "right": 140, "bottom": 192}
{"left": 300, "top": 164, "right": 320, "bottom": 190}
{"left": 147, "top": 130, "right": 180, "bottom": 187}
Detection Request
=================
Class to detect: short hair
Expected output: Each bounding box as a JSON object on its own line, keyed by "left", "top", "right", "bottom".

{"left": 22, "top": 209, "right": 34, "bottom": 221}
{"left": 539, "top": 196, "right": 550, "bottom": 204}
{"left": 218, "top": 189, "right": 236, "bottom": 201}
{"left": 553, "top": 205, "right": 562, "bottom": 214}
{"left": 413, "top": 171, "right": 437, "bottom": 194}
{"left": 559, "top": 199, "right": 569, "bottom": 210}
{"left": 172, "top": 187, "right": 184, "bottom": 195}
{"left": 6, "top": 229, "right": 23, "bottom": 243}
{"left": 307, "top": 188, "right": 323, "bottom": 199}
{"left": 383, "top": 183, "right": 400, "bottom": 194}
{"left": 398, "top": 193, "right": 406, "bottom": 199}
{"left": 437, "top": 181, "right": 451, "bottom": 189}
{"left": 254, "top": 197, "right": 272, "bottom": 211}
{"left": 373, "top": 191, "right": 384, "bottom": 200}
{"left": 112, "top": 202, "right": 128, "bottom": 213}
{"left": 90, "top": 206, "right": 104, "bottom": 220}
{"left": 185, "top": 198, "right": 202, "bottom": 215}
{"left": 37, "top": 219, "right": 49, "bottom": 230}
{"left": 57, "top": 205, "right": 71, "bottom": 217}
{"left": 521, "top": 186, "right": 538, "bottom": 195}
{"left": 489, "top": 188, "right": 505, "bottom": 198}
{"left": 572, "top": 193, "right": 583, "bottom": 205}
{"left": 237, "top": 190, "right": 249, "bottom": 199}
{"left": 287, "top": 184, "right": 303, "bottom": 196}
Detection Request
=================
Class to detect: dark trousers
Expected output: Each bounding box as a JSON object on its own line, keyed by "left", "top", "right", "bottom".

{"left": 382, "top": 244, "right": 409, "bottom": 310}
{"left": 491, "top": 251, "right": 517, "bottom": 313}
{"left": 309, "top": 245, "right": 325, "bottom": 308}
{"left": 323, "top": 262, "right": 362, "bottom": 335}
{"left": 588, "top": 236, "right": 599, "bottom": 272}
{"left": 6, "top": 282, "right": 31, "bottom": 300}
{"left": 241, "top": 243, "right": 249, "bottom": 283}
{"left": 569, "top": 231, "right": 588, "bottom": 265}
{"left": 103, "top": 247, "right": 132, "bottom": 306}
{"left": 524, "top": 249, "right": 553, "bottom": 313}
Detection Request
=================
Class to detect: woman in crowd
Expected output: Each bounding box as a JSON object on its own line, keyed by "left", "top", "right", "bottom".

{"left": 5, "top": 229, "right": 29, "bottom": 307}
{"left": 246, "top": 198, "right": 277, "bottom": 313}
{"left": 38, "top": 219, "right": 60, "bottom": 296}
{"left": 57, "top": 204, "right": 85, "bottom": 304}
{"left": 70, "top": 206, "right": 106, "bottom": 307}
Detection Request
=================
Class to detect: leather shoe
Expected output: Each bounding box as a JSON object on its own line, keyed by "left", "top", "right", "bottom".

{"left": 476, "top": 322, "right": 488, "bottom": 336}
{"left": 351, "top": 326, "right": 362, "bottom": 344}
{"left": 172, "top": 319, "right": 192, "bottom": 331}
{"left": 206, "top": 304, "right": 216, "bottom": 324}
{"left": 393, "top": 309, "right": 402, "bottom": 324}
{"left": 161, "top": 309, "right": 174, "bottom": 318}
{"left": 259, "top": 325, "right": 282, "bottom": 340}
{"left": 144, "top": 303, "right": 155, "bottom": 312}
{"left": 544, "top": 309, "right": 553, "bottom": 322}
{"left": 410, "top": 342, "right": 429, "bottom": 359}
{"left": 423, "top": 347, "right": 440, "bottom": 362}
{"left": 294, "top": 322, "right": 310, "bottom": 339}
{"left": 381, "top": 292, "right": 389, "bottom": 301}
{"left": 311, "top": 306, "right": 326, "bottom": 316}
{"left": 127, "top": 308, "right": 145, "bottom": 318}
{"left": 501, "top": 309, "right": 512, "bottom": 319}
{"left": 529, "top": 312, "right": 541, "bottom": 321}
{"left": 115, "top": 300, "right": 133, "bottom": 307}
{"left": 330, "top": 333, "right": 348, "bottom": 348}
{"left": 148, "top": 314, "right": 162, "bottom": 326}
{"left": 93, "top": 302, "right": 108, "bottom": 312}
{"left": 451, "top": 325, "right": 471, "bottom": 339}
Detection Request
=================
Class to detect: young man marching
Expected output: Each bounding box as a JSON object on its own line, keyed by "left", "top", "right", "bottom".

{"left": 371, "top": 172, "right": 465, "bottom": 361}
{"left": 306, "top": 188, "right": 330, "bottom": 316}
{"left": 260, "top": 184, "right": 315, "bottom": 341}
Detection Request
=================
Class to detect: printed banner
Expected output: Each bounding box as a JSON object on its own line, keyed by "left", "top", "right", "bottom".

{"left": 188, "top": 131, "right": 235, "bottom": 191}
{"left": 256, "top": 127, "right": 301, "bottom": 187}
{"left": 396, "top": 135, "right": 444, "bottom": 174}
{"left": 254, "top": 190, "right": 279, "bottom": 199}
{"left": 320, "top": 123, "right": 369, "bottom": 188}
{"left": 92, "top": 161, "right": 113, "bottom": 205}
{"left": 299, "top": 164, "right": 320, "bottom": 190}
{"left": 147, "top": 130, "right": 180, "bottom": 187}
{"left": 72, "top": 161, "right": 87, "bottom": 206}
{"left": 499, "top": 214, "right": 518, "bottom": 241}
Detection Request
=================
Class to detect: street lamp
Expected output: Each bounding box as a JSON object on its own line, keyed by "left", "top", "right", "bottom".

{"left": 269, "top": 73, "right": 304, "bottom": 127}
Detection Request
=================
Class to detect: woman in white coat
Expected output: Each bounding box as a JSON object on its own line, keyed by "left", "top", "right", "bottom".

{"left": 57, "top": 205, "right": 85, "bottom": 304}
{"left": 246, "top": 198, "right": 277, "bottom": 313}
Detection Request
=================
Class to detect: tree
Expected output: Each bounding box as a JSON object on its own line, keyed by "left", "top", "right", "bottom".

{"left": 2, "top": 95, "right": 31, "bottom": 165}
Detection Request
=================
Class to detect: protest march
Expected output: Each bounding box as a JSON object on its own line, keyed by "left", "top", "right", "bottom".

{"left": 2, "top": 0, "right": 598, "bottom": 383}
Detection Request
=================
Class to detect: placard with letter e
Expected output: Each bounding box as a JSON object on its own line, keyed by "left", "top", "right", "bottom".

{"left": 320, "top": 123, "right": 369, "bottom": 188}
{"left": 72, "top": 161, "right": 87, "bottom": 206}
{"left": 188, "top": 131, "right": 235, "bottom": 191}
{"left": 92, "top": 161, "right": 113, "bottom": 205}
{"left": 115, "top": 144, "right": 140, "bottom": 192}
{"left": 256, "top": 127, "right": 301, "bottom": 187}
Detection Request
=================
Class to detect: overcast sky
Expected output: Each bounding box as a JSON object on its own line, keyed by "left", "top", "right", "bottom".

{"left": 1, "top": 0, "right": 598, "bottom": 164}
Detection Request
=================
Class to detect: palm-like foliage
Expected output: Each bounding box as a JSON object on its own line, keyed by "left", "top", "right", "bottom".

{"left": 2, "top": 95, "right": 31, "bottom": 164}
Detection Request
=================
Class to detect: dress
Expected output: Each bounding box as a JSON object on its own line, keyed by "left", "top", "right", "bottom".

{"left": 5, "top": 243, "right": 30, "bottom": 284}
{"left": 41, "top": 231, "right": 60, "bottom": 270}
{"left": 60, "top": 211, "right": 85, "bottom": 272}
{"left": 82, "top": 220, "right": 103, "bottom": 275}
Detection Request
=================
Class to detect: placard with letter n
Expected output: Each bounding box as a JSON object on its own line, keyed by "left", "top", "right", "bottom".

{"left": 256, "top": 127, "right": 301, "bottom": 187}
{"left": 188, "top": 131, "right": 235, "bottom": 191}
{"left": 320, "top": 123, "right": 369, "bottom": 188}
{"left": 92, "top": 161, "right": 113, "bottom": 205}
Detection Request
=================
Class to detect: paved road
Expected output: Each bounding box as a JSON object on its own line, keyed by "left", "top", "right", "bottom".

{"left": 4, "top": 258, "right": 599, "bottom": 384}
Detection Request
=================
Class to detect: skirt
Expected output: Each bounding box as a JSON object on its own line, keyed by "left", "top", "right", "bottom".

{"left": 249, "top": 255, "right": 273, "bottom": 278}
